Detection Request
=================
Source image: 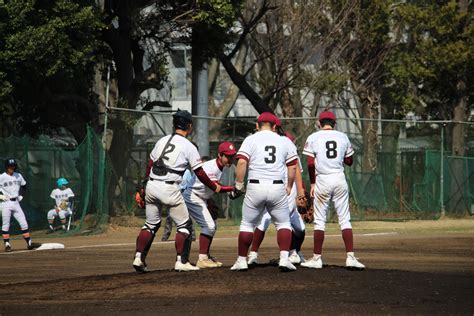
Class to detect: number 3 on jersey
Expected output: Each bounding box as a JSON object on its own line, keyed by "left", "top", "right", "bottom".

{"left": 325, "top": 141, "right": 337, "bottom": 159}
{"left": 264, "top": 145, "right": 276, "bottom": 163}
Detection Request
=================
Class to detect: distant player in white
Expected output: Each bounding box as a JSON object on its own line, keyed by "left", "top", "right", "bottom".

{"left": 47, "top": 177, "right": 75, "bottom": 232}
{"left": 248, "top": 127, "right": 307, "bottom": 266}
{"left": 230, "top": 112, "right": 299, "bottom": 272}
{"left": 183, "top": 141, "right": 237, "bottom": 268}
{"left": 133, "top": 110, "right": 226, "bottom": 273}
{"left": 0, "top": 159, "right": 35, "bottom": 252}
{"left": 301, "top": 111, "right": 365, "bottom": 270}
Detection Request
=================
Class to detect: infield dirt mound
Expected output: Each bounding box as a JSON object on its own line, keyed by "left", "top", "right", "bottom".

{"left": 0, "top": 264, "right": 473, "bottom": 315}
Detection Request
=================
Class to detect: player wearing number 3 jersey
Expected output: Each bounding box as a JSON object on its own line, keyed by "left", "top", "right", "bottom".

{"left": 301, "top": 111, "right": 365, "bottom": 270}
{"left": 230, "top": 112, "right": 299, "bottom": 272}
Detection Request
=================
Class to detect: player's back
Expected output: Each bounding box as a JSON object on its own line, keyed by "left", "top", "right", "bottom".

{"left": 304, "top": 130, "right": 353, "bottom": 175}
{"left": 149, "top": 134, "right": 201, "bottom": 181}
{"left": 238, "top": 130, "right": 297, "bottom": 181}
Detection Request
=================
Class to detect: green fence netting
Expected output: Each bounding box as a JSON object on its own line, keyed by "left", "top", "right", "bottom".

{"left": 2, "top": 113, "right": 473, "bottom": 232}
{"left": 0, "top": 127, "right": 109, "bottom": 235}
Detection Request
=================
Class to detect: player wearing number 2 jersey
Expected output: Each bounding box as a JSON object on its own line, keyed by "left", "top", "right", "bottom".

{"left": 301, "top": 111, "right": 365, "bottom": 270}
{"left": 133, "top": 110, "right": 233, "bottom": 273}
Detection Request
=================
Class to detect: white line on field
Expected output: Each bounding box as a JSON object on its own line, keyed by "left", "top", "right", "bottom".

{"left": 0, "top": 232, "right": 398, "bottom": 255}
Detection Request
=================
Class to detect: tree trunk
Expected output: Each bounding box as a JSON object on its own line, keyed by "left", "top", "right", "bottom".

{"left": 361, "top": 93, "right": 379, "bottom": 173}
{"left": 448, "top": 79, "right": 468, "bottom": 213}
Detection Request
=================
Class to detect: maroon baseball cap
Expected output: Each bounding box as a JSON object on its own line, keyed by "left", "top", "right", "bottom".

{"left": 257, "top": 112, "right": 278, "bottom": 124}
{"left": 319, "top": 111, "right": 336, "bottom": 121}
{"left": 218, "top": 141, "right": 237, "bottom": 155}
{"left": 275, "top": 116, "right": 282, "bottom": 127}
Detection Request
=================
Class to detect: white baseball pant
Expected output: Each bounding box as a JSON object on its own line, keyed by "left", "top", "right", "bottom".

{"left": 313, "top": 173, "right": 352, "bottom": 231}
{"left": 145, "top": 180, "right": 189, "bottom": 229}
{"left": 47, "top": 209, "right": 72, "bottom": 220}
{"left": 1, "top": 201, "right": 29, "bottom": 231}
{"left": 183, "top": 190, "right": 216, "bottom": 236}
{"left": 240, "top": 181, "right": 291, "bottom": 233}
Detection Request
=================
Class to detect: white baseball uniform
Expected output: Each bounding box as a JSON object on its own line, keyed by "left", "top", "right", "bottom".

{"left": 237, "top": 130, "right": 297, "bottom": 232}
{"left": 0, "top": 172, "right": 29, "bottom": 232}
{"left": 47, "top": 188, "right": 75, "bottom": 220}
{"left": 303, "top": 129, "right": 354, "bottom": 231}
{"left": 145, "top": 134, "right": 202, "bottom": 228}
{"left": 183, "top": 158, "right": 223, "bottom": 236}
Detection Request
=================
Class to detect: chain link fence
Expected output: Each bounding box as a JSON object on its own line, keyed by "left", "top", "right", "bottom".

{"left": 1, "top": 108, "right": 473, "bottom": 234}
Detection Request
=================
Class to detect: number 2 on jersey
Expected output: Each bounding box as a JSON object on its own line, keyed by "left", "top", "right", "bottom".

{"left": 325, "top": 141, "right": 337, "bottom": 159}
{"left": 264, "top": 145, "right": 276, "bottom": 163}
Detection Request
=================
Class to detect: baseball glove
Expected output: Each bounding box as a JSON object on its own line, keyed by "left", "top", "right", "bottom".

{"left": 297, "top": 190, "right": 314, "bottom": 223}
{"left": 135, "top": 178, "right": 147, "bottom": 209}
{"left": 59, "top": 200, "right": 68, "bottom": 210}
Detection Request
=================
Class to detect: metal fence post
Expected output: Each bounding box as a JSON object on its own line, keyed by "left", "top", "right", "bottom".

{"left": 440, "top": 123, "right": 446, "bottom": 216}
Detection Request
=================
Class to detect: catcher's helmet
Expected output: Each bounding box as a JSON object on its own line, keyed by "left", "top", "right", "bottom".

{"left": 57, "top": 177, "right": 69, "bottom": 188}
{"left": 172, "top": 110, "right": 193, "bottom": 130}
{"left": 5, "top": 158, "right": 17, "bottom": 170}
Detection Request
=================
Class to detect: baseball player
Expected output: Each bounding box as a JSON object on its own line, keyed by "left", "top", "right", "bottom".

{"left": 230, "top": 112, "right": 299, "bottom": 272}
{"left": 133, "top": 110, "right": 233, "bottom": 273}
{"left": 0, "top": 159, "right": 35, "bottom": 252}
{"left": 183, "top": 141, "right": 237, "bottom": 268}
{"left": 161, "top": 156, "right": 209, "bottom": 242}
{"left": 46, "top": 178, "right": 75, "bottom": 233}
{"left": 247, "top": 129, "right": 307, "bottom": 265}
{"left": 301, "top": 111, "right": 365, "bottom": 270}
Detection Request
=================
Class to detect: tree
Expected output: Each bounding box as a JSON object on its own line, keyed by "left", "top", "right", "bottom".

{"left": 0, "top": 0, "right": 102, "bottom": 139}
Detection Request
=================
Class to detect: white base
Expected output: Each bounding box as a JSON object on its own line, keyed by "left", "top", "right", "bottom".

{"left": 35, "top": 243, "right": 65, "bottom": 251}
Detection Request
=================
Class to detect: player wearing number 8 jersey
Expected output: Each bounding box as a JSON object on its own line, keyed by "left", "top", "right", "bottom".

{"left": 301, "top": 111, "right": 365, "bottom": 270}
{"left": 230, "top": 112, "right": 299, "bottom": 272}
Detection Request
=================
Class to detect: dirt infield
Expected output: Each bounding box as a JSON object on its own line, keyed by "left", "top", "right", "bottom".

{"left": 0, "top": 219, "right": 473, "bottom": 315}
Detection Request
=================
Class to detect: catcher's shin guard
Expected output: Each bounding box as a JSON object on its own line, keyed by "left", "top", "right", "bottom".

{"left": 177, "top": 219, "right": 193, "bottom": 263}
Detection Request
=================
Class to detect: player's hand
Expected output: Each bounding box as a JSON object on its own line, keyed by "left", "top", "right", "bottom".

{"left": 229, "top": 187, "right": 244, "bottom": 200}
{"left": 235, "top": 182, "right": 245, "bottom": 192}
{"left": 214, "top": 183, "right": 222, "bottom": 193}
{"left": 0, "top": 194, "right": 8, "bottom": 201}
{"left": 310, "top": 184, "right": 315, "bottom": 198}
{"left": 286, "top": 186, "right": 292, "bottom": 196}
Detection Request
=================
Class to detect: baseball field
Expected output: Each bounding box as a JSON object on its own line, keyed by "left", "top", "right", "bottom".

{"left": 0, "top": 218, "right": 473, "bottom": 315}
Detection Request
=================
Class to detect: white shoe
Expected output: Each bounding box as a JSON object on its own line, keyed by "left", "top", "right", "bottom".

{"left": 300, "top": 255, "right": 323, "bottom": 269}
{"left": 346, "top": 253, "right": 365, "bottom": 270}
{"left": 175, "top": 261, "right": 200, "bottom": 272}
{"left": 247, "top": 251, "right": 258, "bottom": 265}
{"left": 279, "top": 258, "right": 297, "bottom": 272}
{"left": 196, "top": 258, "right": 219, "bottom": 269}
{"left": 289, "top": 252, "right": 301, "bottom": 265}
{"left": 230, "top": 259, "right": 248, "bottom": 271}
{"left": 133, "top": 257, "right": 148, "bottom": 273}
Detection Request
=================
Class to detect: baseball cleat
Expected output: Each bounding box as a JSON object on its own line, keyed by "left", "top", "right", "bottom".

{"left": 346, "top": 253, "right": 365, "bottom": 270}
{"left": 289, "top": 252, "right": 302, "bottom": 265}
{"left": 175, "top": 261, "right": 200, "bottom": 272}
{"left": 279, "top": 258, "right": 297, "bottom": 272}
{"left": 27, "top": 242, "right": 41, "bottom": 250}
{"left": 247, "top": 251, "right": 258, "bottom": 265}
{"left": 5, "top": 242, "right": 12, "bottom": 252}
{"left": 196, "top": 258, "right": 219, "bottom": 269}
{"left": 301, "top": 255, "right": 323, "bottom": 269}
{"left": 133, "top": 257, "right": 149, "bottom": 273}
{"left": 230, "top": 259, "right": 248, "bottom": 271}
{"left": 208, "top": 255, "right": 223, "bottom": 267}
